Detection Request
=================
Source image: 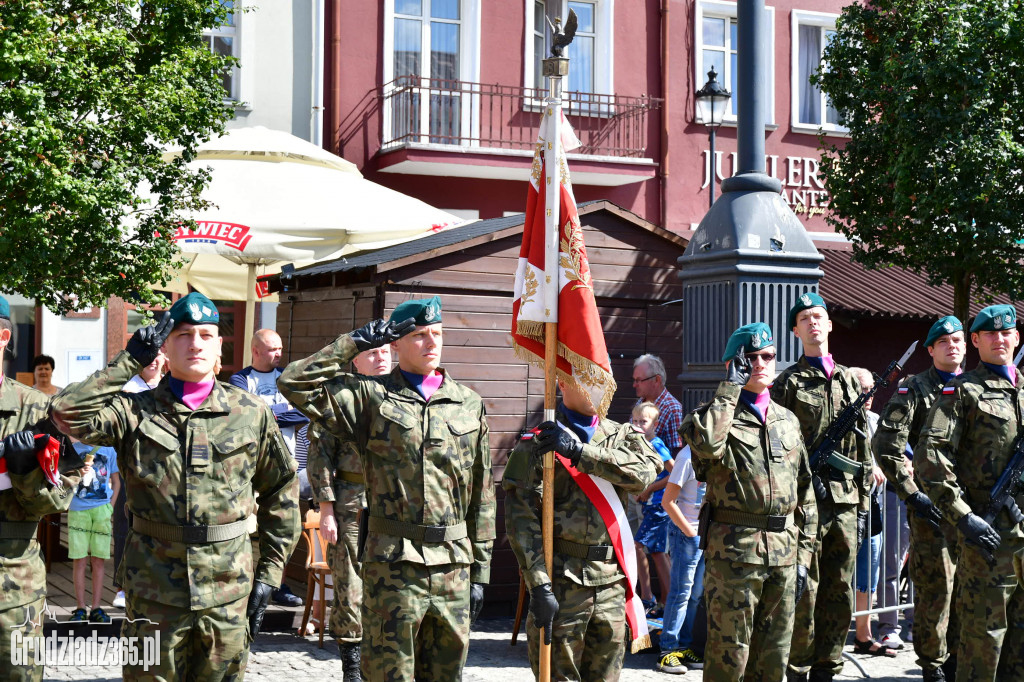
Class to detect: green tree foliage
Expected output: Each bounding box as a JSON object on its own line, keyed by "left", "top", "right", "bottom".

{"left": 0, "top": 1, "right": 234, "bottom": 314}
{"left": 816, "top": 1, "right": 1024, "bottom": 322}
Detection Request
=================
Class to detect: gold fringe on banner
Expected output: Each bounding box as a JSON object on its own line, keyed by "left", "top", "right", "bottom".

{"left": 512, "top": 337, "right": 617, "bottom": 419}
{"left": 630, "top": 634, "right": 652, "bottom": 654}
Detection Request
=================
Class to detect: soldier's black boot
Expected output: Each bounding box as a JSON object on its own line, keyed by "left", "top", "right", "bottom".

{"left": 339, "top": 642, "right": 362, "bottom": 682}
{"left": 808, "top": 668, "right": 833, "bottom": 682}
{"left": 786, "top": 672, "right": 808, "bottom": 682}
{"left": 922, "top": 667, "right": 947, "bottom": 682}
{"left": 941, "top": 655, "right": 957, "bottom": 682}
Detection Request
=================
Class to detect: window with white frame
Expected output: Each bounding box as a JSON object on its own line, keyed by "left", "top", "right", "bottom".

{"left": 694, "top": 1, "right": 775, "bottom": 126}
{"left": 524, "top": 0, "right": 614, "bottom": 100}
{"left": 791, "top": 10, "right": 844, "bottom": 134}
{"left": 202, "top": 0, "right": 239, "bottom": 101}
{"left": 384, "top": 0, "right": 481, "bottom": 146}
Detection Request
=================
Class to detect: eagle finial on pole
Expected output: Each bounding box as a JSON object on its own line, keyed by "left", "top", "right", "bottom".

{"left": 545, "top": 8, "right": 578, "bottom": 58}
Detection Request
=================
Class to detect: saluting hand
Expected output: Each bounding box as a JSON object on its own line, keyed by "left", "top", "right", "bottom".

{"left": 350, "top": 317, "right": 416, "bottom": 352}
{"left": 725, "top": 347, "right": 752, "bottom": 386}
{"left": 126, "top": 311, "right": 173, "bottom": 366}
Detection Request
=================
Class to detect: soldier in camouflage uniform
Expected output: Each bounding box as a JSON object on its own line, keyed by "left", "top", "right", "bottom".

{"left": 52, "top": 292, "right": 301, "bottom": 682}
{"left": 771, "top": 294, "right": 872, "bottom": 682}
{"left": 503, "top": 377, "right": 661, "bottom": 680}
{"left": 681, "top": 323, "right": 818, "bottom": 681}
{"left": 871, "top": 316, "right": 965, "bottom": 682}
{"left": 279, "top": 296, "right": 495, "bottom": 682}
{"left": 307, "top": 345, "right": 390, "bottom": 681}
{"left": 917, "top": 304, "right": 1024, "bottom": 682}
{"left": 0, "top": 296, "right": 82, "bottom": 682}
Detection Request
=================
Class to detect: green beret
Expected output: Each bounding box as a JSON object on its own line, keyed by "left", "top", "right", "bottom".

{"left": 925, "top": 315, "right": 963, "bottom": 347}
{"left": 788, "top": 291, "right": 827, "bottom": 329}
{"left": 168, "top": 291, "right": 220, "bottom": 327}
{"left": 722, "top": 322, "right": 774, "bottom": 362}
{"left": 0, "top": 295, "right": 9, "bottom": 320}
{"left": 389, "top": 295, "right": 442, "bottom": 326}
{"left": 971, "top": 304, "right": 1016, "bottom": 333}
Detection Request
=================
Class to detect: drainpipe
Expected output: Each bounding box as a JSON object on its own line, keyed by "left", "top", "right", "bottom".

{"left": 329, "top": 0, "right": 343, "bottom": 154}
{"left": 311, "top": 0, "right": 325, "bottom": 146}
{"left": 660, "top": 0, "right": 670, "bottom": 229}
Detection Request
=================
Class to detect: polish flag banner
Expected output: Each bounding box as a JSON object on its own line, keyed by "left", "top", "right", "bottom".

{"left": 511, "top": 109, "right": 616, "bottom": 418}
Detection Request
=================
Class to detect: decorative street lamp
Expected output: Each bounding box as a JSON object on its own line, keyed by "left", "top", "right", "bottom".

{"left": 695, "top": 66, "right": 732, "bottom": 208}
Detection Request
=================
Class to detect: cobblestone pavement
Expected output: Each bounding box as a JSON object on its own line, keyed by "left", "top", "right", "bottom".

{"left": 42, "top": 617, "right": 925, "bottom": 681}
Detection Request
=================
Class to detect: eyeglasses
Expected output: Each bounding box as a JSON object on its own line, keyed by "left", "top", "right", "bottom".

{"left": 632, "top": 375, "right": 658, "bottom": 385}
{"left": 745, "top": 352, "right": 776, "bottom": 362}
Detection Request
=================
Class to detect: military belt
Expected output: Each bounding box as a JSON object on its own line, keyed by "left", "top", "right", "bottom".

{"left": 553, "top": 538, "right": 616, "bottom": 561}
{"left": 826, "top": 451, "right": 867, "bottom": 476}
{"left": 132, "top": 517, "right": 248, "bottom": 544}
{"left": 711, "top": 508, "right": 794, "bottom": 533}
{"left": 367, "top": 516, "right": 467, "bottom": 543}
{"left": 0, "top": 520, "right": 39, "bottom": 540}
{"left": 336, "top": 470, "right": 364, "bottom": 485}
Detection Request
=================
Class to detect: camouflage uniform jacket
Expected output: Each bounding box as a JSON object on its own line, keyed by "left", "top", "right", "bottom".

{"left": 306, "top": 423, "right": 365, "bottom": 509}
{"left": 502, "top": 414, "right": 662, "bottom": 590}
{"left": 51, "top": 351, "right": 300, "bottom": 610}
{"left": 278, "top": 334, "right": 496, "bottom": 582}
{"left": 917, "top": 363, "right": 1024, "bottom": 536}
{"left": 0, "top": 378, "right": 80, "bottom": 609}
{"left": 872, "top": 366, "right": 947, "bottom": 501}
{"left": 682, "top": 382, "right": 818, "bottom": 567}
{"left": 770, "top": 356, "right": 872, "bottom": 510}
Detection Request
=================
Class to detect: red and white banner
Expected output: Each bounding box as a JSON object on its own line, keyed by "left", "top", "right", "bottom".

{"left": 511, "top": 109, "right": 617, "bottom": 418}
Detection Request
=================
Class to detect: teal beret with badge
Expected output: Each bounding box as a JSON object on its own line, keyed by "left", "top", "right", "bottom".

{"left": 168, "top": 291, "right": 220, "bottom": 327}
{"left": 925, "top": 315, "right": 963, "bottom": 347}
{"left": 389, "top": 295, "right": 442, "bottom": 326}
{"left": 787, "top": 291, "right": 827, "bottom": 329}
{"left": 0, "top": 295, "right": 9, "bottom": 320}
{"left": 970, "top": 304, "right": 1016, "bottom": 333}
{"left": 722, "top": 322, "right": 775, "bottom": 362}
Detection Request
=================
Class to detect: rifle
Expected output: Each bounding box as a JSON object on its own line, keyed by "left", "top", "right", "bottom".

{"left": 972, "top": 436, "right": 1024, "bottom": 565}
{"left": 808, "top": 341, "right": 918, "bottom": 501}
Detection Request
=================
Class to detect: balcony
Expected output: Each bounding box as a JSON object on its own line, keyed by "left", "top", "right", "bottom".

{"left": 374, "top": 76, "right": 661, "bottom": 187}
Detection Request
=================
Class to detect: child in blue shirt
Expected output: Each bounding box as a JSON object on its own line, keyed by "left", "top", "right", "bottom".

{"left": 68, "top": 440, "right": 119, "bottom": 623}
{"left": 631, "top": 401, "right": 674, "bottom": 617}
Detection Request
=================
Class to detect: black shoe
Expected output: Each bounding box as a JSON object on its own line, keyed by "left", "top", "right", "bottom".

{"left": 272, "top": 584, "right": 304, "bottom": 607}
{"left": 941, "top": 656, "right": 957, "bottom": 682}
{"left": 340, "top": 642, "right": 362, "bottom": 682}
{"left": 809, "top": 669, "right": 833, "bottom": 682}
{"left": 923, "top": 668, "right": 947, "bottom": 682}
{"left": 786, "top": 673, "right": 808, "bottom": 682}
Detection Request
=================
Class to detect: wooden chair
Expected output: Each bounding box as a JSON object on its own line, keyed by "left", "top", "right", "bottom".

{"left": 299, "top": 510, "right": 332, "bottom": 648}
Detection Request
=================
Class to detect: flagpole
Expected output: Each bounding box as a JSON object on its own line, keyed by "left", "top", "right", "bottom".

{"left": 540, "top": 36, "right": 570, "bottom": 682}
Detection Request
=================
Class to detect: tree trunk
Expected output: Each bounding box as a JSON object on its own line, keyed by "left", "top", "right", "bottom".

{"left": 953, "top": 270, "right": 971, "bottom": 326}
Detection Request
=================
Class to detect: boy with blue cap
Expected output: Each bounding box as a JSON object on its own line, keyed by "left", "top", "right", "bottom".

{"left": 681, "top": 322, "right": 817, "bottom": 681}
{"left": 917, "top": 304, "right": 1024, "bottom": 680}
{"left": 872, "top": 315, "right": 965, "bottom": 681}
{"left": 54, "top": 291, "right": 300, "bottom": 681}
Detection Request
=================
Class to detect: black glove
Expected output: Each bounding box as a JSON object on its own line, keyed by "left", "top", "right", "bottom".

{"left": 125, "top": 311, "right": 173, "bottom": 366}
{"left": 469, "top": 582, "right": 485, "bottom": 624}
{"left": 811, "top": 474, "right": 829, "bottom": 502}
{"left": 246, "top": 580, "right": 274, "bottom": 638}
{"left": 350, "top": 318, "right": 416, "bottom": 352}
{"left": 906, "top": 491, "right": 942, "bottom": 529}
{"left": 856, "top": 509, "right": 870, "bottom": 547}
{"left": 1006, "top": 497, "right": 1024, "bottom": 525}
{"left": 0, "top": 431, "right": 46, "bottom": 475}
{"left": 956, "top": 513, "right": 1001, "bottom": 555}
{"left": 725, "top": 346, "right": 752, "bottom": 386}
{"left": 533, "top": 421, "right": 584, "bottom": 467}
{"left": 529, "top": 583, "right": 559, "bottom": 645}
{"left": 795, "top": 564, "right": 808, "bottom": 603}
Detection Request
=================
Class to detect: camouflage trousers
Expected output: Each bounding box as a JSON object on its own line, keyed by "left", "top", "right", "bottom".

{"left": 908, "top": 512, "right": 959, "bottom": 672}
{"left": 705, "top": 558, "right": 796, "bottom": 682}
{"left": 327, "top": 495, "right": 362, "bottom": 644}
{"left": 788, "top": 499, "right": 857, "bottom": 677}
{"left": 0, "top": 597, "right": 45, "bottom": 682}
{"left": 361, "top": 560, "right": 471, "bottom": 682}
{"left": 954, "top": 534, "right": 1024, "bottom": 682}
{"left": 526, "top": 576, "right": 627, "bottom": 681}
{"left": 122, "top": 592, "right": 250, "bottom": 682}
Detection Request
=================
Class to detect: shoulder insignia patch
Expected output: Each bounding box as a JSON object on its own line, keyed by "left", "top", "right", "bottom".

{"left": 898, "top": 387, "right": 909, "bottom": 394}
{"left": 942, "top": 385, "right": 956, "bottom": 395}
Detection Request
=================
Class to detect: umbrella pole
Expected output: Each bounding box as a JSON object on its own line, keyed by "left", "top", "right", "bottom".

{"left": 242, "top": 263, "right": 257, "bottom": 369}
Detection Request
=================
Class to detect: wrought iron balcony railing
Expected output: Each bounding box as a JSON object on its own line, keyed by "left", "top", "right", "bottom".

{"left": 380, "top": 76, "right": 661, "bottom": 159}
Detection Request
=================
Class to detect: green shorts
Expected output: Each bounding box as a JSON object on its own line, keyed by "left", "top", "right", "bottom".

{"left": 68, "top": 504, "right": 113, "bottom": 559}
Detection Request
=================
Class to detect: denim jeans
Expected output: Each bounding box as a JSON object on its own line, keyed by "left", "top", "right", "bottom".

{"left": 659, "top": 526, "right": 704, "bottom": 652}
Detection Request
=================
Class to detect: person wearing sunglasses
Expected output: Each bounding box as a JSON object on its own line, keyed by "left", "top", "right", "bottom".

{"left": 680, "top": 322, "right": 817, "bottom": 681}
{"left": 771, "top": 293, "right": 873, "bottom": 682}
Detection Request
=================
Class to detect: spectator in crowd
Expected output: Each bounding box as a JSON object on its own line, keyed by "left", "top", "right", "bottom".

{"left": 631, "top": 401, "right": 674, "bottom": 617}
{"left": 633, "top": 354, "right": 683, "bottom": 452}
{"left": 66, "top": 435, "right": 120, "bottom": 625}
{"left": 658, "top": 443, "right": 706, "bottom": 674}
{"left": 31, "top": 354, "right": 60, "bottom": 396}
{"left": 230, "top": 328, "right": 308, "bottom": 608}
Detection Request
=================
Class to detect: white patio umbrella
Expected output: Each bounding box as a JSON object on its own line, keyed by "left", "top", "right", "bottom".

{"left": 159, "top": 126, "right": 465, "bottom": 365}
